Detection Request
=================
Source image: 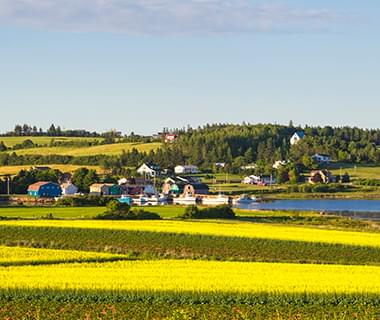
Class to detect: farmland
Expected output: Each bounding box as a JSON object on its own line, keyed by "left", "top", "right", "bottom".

{"left": 2, "top": 219, "right": 379, "bottom": 248}
{"left": 5, "top": 142, "right": 162, "bottom": 156}
{"left": 0, "top": 208, "right": 379, "bottom": 319}
{"left": 0, "top": 164, "right": 102, "bottom": 176}
{"left": 0, "top": 136, "right": 103, "bottom": 147}
{"left": 2, "top": 260, "right": 380, "bottom": 294}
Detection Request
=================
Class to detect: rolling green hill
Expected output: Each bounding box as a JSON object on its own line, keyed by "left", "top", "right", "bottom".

{"left": 0, "top": 136, "right": 102, "bottom": 147}
{"left": 4, "top": 142, "right": 162, "bottom": 157}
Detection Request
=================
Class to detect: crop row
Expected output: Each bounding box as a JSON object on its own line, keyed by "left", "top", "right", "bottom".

{"left": 1, "top": 219, "right": 379, "bottom": 248}
{"left": 1, "top": 225, "right": 380, "bottom": 265}
{"left": 1, "top": 260, "right": 380, "bottom": 294}
{"left": 0, "top": 246, "right": 130, "bottom": 267}
{"left": 0, "top": 292, "right": 379, "bottom": 320}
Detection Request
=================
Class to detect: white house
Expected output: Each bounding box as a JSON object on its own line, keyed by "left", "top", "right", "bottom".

{"left": 240, "top": 164, "right": 257, "bottom": 171}
{"left": 273, "top": 160, "right": 288, "bottom": 170}
{"left": 242, "top": 175, "right": 262, "bottom": 185}
{"left": 290, "top": 131, "right": 305, "bottom": 145}
{"left": 174, "top": 165, "right": 200, "bottom": 174}
{"left": 137, "top": 163, "right": 160, "bottom": 177}
{"left": 60, "top": 182, "right": 78, "bottom": 196}
{"left": 242, "top": 175, "right": 275, "bottom": 186}
{"left": 312, "top": 153, "right": 332, "bottom": 164}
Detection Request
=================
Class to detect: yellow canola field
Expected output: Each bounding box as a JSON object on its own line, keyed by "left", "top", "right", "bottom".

{"left": 0, "top": 246, "right": 126, "bottom": 265}
{"left": 1, "top": 260, "right": 380, "bottom": 294}
{"left": 1, "top": 220, "right": 379, "bottom": 248}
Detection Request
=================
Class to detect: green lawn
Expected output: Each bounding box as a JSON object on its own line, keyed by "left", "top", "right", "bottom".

{"left": 0, "top": 136, "right": 102, "bottom": 148}
{"left": 330, "top": 163, "right": 380, "bottom": 180}
{"left": 0, "top": 206, "right": 302, "bottom": 219}
{"left": 4, "top": 142, "right": 162, "bottom": 156}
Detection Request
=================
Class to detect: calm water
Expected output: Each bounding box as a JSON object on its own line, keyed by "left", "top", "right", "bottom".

{"left": 235, "top": 199, "right": 380, "bottom": 221}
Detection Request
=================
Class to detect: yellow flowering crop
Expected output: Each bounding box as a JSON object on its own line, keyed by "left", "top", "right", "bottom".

{"left": 0, "top": 246, "right": 126, "bottom": 265}
{"left": 0, "top": 219, "right": 379, "bottom": 248}
{"left": 1, "top": 260, "right": 380, "bottom": 294}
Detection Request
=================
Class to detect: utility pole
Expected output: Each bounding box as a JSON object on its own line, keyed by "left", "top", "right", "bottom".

{"left": 5, "top": 175, "right": 11, "bottom": 195}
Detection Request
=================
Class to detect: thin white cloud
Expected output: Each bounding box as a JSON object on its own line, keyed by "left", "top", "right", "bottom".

{"left": 0, "top": 0, "right": 346, "bottom": 35}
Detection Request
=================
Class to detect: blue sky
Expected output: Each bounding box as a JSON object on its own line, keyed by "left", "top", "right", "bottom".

{"left": 0, "top": 1, "right": 379, "bottom": 134}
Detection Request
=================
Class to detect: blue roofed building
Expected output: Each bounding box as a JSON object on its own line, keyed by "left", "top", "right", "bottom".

{"left": 28, "top": 181, "right": 62, "bottom": 198}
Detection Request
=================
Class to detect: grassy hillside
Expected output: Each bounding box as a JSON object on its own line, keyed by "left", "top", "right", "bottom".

{"left": 0, "top": 136, "right": 102, "bottom": 147}
{"left": 4, "top": 142, "right": 162, "bottom": 156}
{"left": 330, "top": 163, "right": 380, "bottom": 180}
{"left": 0, "top": 164, "right": 102, "bottom": 176}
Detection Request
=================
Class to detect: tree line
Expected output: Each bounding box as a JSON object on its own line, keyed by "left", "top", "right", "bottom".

{"left": 1, "top": 123, "right": 380, "bottom": 174}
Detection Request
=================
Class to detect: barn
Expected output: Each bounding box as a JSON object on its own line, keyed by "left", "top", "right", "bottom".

{"left": 28, "top": 182, "right": 62, "bottom": 198}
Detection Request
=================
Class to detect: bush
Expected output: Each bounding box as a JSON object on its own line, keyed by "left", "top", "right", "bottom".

{"left": 181, "top": 205, "right": 235, "bottom": 220}
{"left": 95, "top": 209, "right": 161, "bottom": 220}
{"left": 95, "top": 200, "right": 161, "bottom": 220}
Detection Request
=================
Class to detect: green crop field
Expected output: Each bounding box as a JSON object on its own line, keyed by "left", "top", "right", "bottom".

{"left": 0, "top": 136, "right": 102, "bottom": 147}
{"left": 5, "top": 142, "right": 162, "bottom": 156}
{"left": 0, "top": 207, "right": 379, "bottom": 319}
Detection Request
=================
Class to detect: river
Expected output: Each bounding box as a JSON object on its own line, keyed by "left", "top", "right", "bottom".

{"left": 235, "top": 199, "right": 380, "bottom": 221}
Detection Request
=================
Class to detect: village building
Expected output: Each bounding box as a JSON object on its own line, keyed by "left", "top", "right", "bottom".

{"left": 137, "top": 163, "right": 161, "bottom": 178}
{"left": 312, "top": 153, "right": 332, "bottom": 164}
{"left": 162, "top": 176, "right": 209, "bottom": 196}
{"left": 90, "top": 183, "right": 121, "bottom": 196}
{"left": 290, "top": 131, "right": 305, "bottom": 145}
{"left": 273, "top": 160, "right": 288, "bottom": 170}
{"left": 60, "top": 182, "right": 78, "bottom": 196}
{"left": 174, "top": 165, "right": 200, "bottom": 174}
{"left": 90, "top": 184, "right": 110, "bottom": 196}
{"left": 240, "top": 164, "right": 257, "bottom": 171}
{"left": 242, "top": 175, "right": 275, "bottom": 186}
{"left": 164, "top": 134, "right": 179, "bottom": 143}
{"left": 309, "top": 170, "right": 335, "bottom": 184}
{"left": 215, "top": 162, "right": 226, "bottom": 168}
{"left": 28, "top": 182, "right": 62, "bottom": 198}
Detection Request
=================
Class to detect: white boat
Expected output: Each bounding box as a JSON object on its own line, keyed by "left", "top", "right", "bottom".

{"left": 202, "top": 194, "right": 231, "bottom": 205}
{"left": 173, "top": 193, "right": 198, "bottom": 205}
{"left": 233, "top": 194, "right": 256, "bottom": 205}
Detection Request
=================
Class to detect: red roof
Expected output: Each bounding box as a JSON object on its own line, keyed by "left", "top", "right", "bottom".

{"left": 28, "top": 181, "right": 52, "bottom": 191}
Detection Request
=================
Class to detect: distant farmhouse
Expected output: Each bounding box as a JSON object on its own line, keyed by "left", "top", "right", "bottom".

{"left": 28, "top": 182, "right": 62, "bottom": 198}
{"left": 312, "top": 153, "right": 332, "bottom": 164}
{"left": 164, "top": 134, "right": 179, "bottom": 143}
{"left": 137, "top": 163, "right": 161, "bottom": 178}
{"left": 290, "top": 131, "right": 305, "bottom": 145}
{"left": 174, "top": 165, "right": 200, "bottom": 175}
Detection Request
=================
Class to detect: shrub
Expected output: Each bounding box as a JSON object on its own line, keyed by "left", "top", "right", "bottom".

{"left": 95, "top": 201, "right": 161, "bottom": 220}
{"left": 181, "top": 205, "right": 235, "bottom": 220}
